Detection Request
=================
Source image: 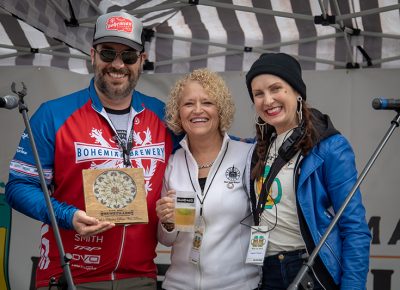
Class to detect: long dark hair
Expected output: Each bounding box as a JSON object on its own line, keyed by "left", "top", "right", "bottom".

{"left": 251, "top": 101, "right": 318, "bottom": 180}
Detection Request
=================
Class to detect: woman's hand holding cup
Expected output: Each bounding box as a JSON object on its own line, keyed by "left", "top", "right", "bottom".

{"left": 156, "top": 189, "right": 176, "bottom": 224}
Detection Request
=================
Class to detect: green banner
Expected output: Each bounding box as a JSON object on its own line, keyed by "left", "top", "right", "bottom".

{"left": 0, "top": 181, "right": 11, "bottom": 290}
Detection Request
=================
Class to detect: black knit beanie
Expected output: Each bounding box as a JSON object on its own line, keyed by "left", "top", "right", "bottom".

{"left": 246, "top": 53, "right": 306, "bottom": 102}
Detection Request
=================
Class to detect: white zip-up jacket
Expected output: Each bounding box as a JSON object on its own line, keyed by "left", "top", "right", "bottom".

{"left": 158, "top": 134, "right": 260, "bottom": 290}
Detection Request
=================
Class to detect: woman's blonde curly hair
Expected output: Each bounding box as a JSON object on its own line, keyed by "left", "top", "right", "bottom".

{"left": 165, "top": 68, "right": 235, "bottom": 135}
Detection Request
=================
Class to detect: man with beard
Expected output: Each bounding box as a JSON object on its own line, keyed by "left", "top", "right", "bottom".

{"left": 6, "top": 11, "right": 174, "bottom": 290}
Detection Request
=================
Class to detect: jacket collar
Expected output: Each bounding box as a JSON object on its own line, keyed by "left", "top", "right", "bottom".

{"left": 297, "top": 147, "right": 324, "bottom": 189}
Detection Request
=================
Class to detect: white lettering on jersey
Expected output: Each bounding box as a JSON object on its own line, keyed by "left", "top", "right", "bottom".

{"left": 74, "top": 245, "right": 102, "bottom": 252}
{"left": 74, "top": 234, "right": 104, "bottom": 243}
{"left": 74, "top": 127, "right": 164, "bottom": 193}
{"left": 72, "top": 254, "right": 101, "bottom": 265}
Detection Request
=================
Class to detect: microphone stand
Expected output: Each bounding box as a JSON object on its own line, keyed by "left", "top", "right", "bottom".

{"left": 11, "top": 82, "right": 76, "bottom": 290}
{"left": 288, "top": 109, "right": 400, "bottom": 290}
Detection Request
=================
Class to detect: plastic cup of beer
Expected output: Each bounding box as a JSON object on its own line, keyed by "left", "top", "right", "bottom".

{"left": 174, "top": 191, "right": 196, "bottom": 232}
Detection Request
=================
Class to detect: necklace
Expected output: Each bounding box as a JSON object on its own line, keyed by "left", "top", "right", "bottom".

{"left": 198, "top": 161, "right": 214, "bottom": 169}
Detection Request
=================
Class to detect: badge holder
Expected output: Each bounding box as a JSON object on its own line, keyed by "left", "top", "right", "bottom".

{"left": 189, "top": 217, "right": 205, "bottom": 265}
{"left": 245, "top": 225, "right": 269, "bottom": 265}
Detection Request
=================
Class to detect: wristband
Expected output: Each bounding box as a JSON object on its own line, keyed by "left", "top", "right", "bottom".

{"left": 162, "top": 222, "right": 175, "bottom": 232}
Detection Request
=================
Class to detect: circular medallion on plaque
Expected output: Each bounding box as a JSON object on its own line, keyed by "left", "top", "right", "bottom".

{"left": 93, "top": 170, "right": 137, "bottom": 209}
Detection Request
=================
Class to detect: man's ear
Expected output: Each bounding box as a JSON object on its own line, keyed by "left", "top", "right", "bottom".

{"left": 140, "top": 51, "right": 148, "bottom": 61}
{"left": 90, "top": 47, "right": 96, "bottom": 65}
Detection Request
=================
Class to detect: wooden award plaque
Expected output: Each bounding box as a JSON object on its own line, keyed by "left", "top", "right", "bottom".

{"left": 82, "top": 168, "right": 148, "bottom": 224}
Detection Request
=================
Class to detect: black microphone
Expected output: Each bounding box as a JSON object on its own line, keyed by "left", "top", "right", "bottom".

{"left": 0, "top": 95, "right": 19, "bottom": 109}
{"left": 372, "top": 98, "right": 400, "bottom": 110}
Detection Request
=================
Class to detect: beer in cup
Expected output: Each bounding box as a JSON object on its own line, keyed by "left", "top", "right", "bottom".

{"left": 174, "top": 191, "right": 196, "bottom": 232}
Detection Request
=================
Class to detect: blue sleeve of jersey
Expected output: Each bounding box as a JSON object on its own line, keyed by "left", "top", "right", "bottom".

{"left": 229, "top": 135, "right": 255, "bottom": 143}
{"left": 5, "top": 102, "right": 78, "bottom": 229}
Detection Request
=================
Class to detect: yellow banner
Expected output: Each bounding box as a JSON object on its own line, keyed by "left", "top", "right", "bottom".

{"left": 0, "top": 191, "right": 11, "bottom": 290}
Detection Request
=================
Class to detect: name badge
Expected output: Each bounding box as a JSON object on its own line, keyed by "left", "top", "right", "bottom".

{"left": 246, "top": 226, "right": 269, "bottom": 265}
{"left": 189, "top": 218, "right": 205, "bottom": 265}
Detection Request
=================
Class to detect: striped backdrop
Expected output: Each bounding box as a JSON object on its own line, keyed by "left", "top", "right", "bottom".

{"left": 0, "top": 0, "right": 399, "bottom": 74}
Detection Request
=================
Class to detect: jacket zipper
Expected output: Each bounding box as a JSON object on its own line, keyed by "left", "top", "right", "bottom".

{"left": 317, "top": 230, "right": 343, "bottom": 268}
{"left": 111, "top": 225, "right": 127, "bottom": 280}
{"left": 293, "top": 154, "right": 327, "bottom": 290}
{"left": 196, "top": 214, "right": 206, "bottom": 290}
{"left": 197, "top": 256, "right": 203, "bottom": 290}
{"left": 91, "top": 92, "right": 139, "bottom": 280}
{"left": 185, "top": 139, "right": 227, "bottom": 290}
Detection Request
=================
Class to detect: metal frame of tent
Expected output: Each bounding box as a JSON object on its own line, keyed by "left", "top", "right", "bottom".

{"left": 0, "top": 0, "right": 399, "bottom": 73}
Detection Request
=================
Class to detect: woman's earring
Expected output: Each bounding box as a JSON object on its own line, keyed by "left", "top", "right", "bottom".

{"left": 254, "top": 115, "right": 266, "bottom": 140}
{"left": 296, "top": 96, "right": 303, "bottom": 123}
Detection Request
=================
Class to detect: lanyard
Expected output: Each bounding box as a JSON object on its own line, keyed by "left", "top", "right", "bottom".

{"left": 106, "top": 112, "right": 134, "bottom": 168}
{"left": 254, "top": 154, "right": 287, "bottom": 225}
{"left": 184, "top": 143, "right": 229, "bottom": 217}
{"left": 252, "top": 124, "right": 305, "bottom": 225}
{"left": 115, "top": 134, "right": 133, "bottom": 167}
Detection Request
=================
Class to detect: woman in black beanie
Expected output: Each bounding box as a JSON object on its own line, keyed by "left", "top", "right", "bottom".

{"left": 245, "top": 53, "right": 371, "bottom": 290}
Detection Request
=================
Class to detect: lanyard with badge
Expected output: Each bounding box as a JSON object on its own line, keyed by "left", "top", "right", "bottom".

{"left": 184, "top": 144, "right": 228, "bottom": 264}
{"left": 246, "top": 124, "right": 305, "bottom": 265}
{"left": 246, "top": 150, "right": 285, "bottom": 265}
{"left": 106, "top": 108, "right": 134, "bottom": 167}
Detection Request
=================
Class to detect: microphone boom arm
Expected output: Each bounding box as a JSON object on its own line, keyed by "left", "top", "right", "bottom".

{"left": 12, "top": 82, "right": 76, "bottom": 290}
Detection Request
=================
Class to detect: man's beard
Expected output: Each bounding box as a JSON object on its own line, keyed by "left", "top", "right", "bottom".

{"left": 94, "top": 59, "right": 140, "bottom": 101}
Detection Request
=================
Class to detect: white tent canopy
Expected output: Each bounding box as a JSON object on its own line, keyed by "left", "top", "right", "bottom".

{"left": 0, "top": 0, "right": 399, "bottom": 74}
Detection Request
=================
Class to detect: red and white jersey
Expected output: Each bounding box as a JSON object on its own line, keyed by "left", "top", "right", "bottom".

{"left": 6, "top": 80, "right": 175, "bottom": 287}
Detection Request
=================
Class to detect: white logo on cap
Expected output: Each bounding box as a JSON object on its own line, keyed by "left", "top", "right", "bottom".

{"left": 106, "top": 16, "right": 132, "bottom": 33}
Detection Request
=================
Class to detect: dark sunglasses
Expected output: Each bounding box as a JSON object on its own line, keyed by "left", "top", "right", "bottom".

{"left": 95, "top": 48, "right": 140, "bottom": 65}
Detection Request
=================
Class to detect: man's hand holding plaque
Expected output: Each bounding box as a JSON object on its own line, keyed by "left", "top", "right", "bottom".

{"left": 82, "top": 168, "right": 148, "bottom": 224}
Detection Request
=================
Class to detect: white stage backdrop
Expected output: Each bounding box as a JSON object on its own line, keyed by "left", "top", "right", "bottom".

{"left": 0, "top": 66, "right": 399, "bottom": 290}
